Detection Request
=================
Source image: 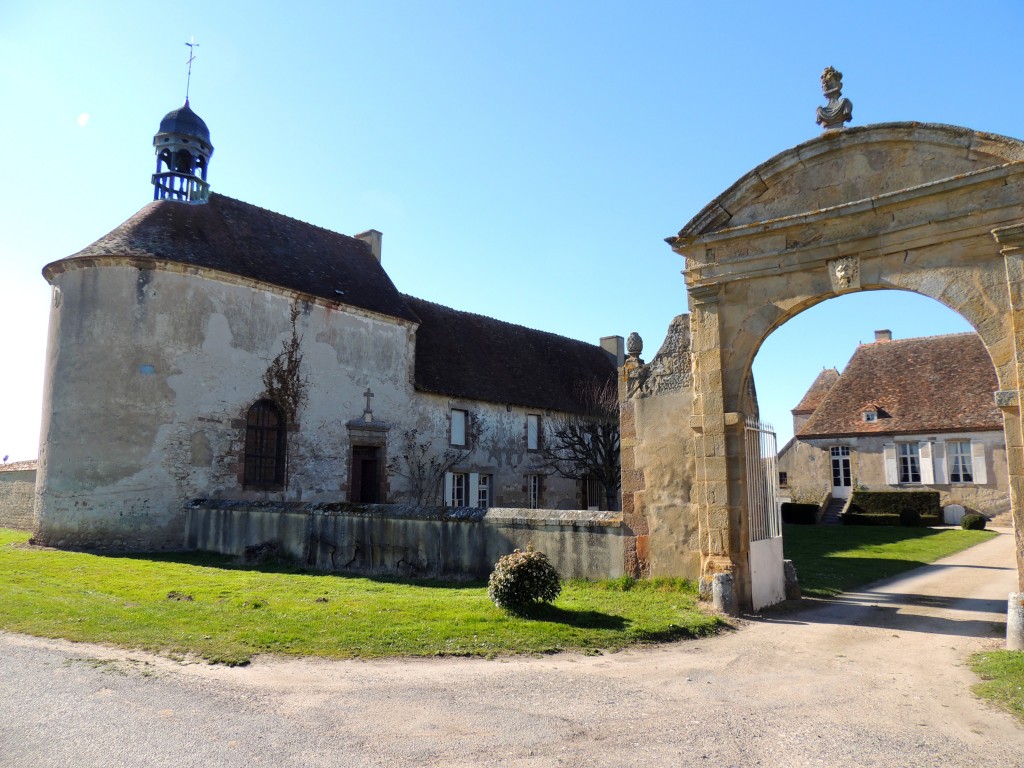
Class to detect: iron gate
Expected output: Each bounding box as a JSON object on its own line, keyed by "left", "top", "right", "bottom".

{"left": 745, "top": 417, "right": 784, "bottom": 609}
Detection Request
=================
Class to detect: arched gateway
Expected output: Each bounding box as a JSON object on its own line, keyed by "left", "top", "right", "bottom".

{"left": 621, "top": 122, "right": 1024, "bottom": 635}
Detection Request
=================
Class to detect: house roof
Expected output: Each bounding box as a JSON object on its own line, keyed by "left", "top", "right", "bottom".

{"left": 798, "top": 333, "right": 1001, "bottom": 438}
{"left": 49, "top": 194, "right": 419, "bottom": 323}
{"left": 0, "top": 460, "right": 37, "bottom": 473}
{"left": 792, "top": 368, "right": 840, "bottom": 415}
{"left": 404, "top": 295, "right": 617, "bottom": 413}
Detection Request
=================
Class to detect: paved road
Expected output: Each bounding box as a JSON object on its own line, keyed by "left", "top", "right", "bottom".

{"left": 2, "top": 531, "right": 1023, "bottom": 767}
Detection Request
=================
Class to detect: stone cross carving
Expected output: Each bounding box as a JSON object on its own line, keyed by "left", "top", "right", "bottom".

{"left": 816, "top": 66, "right": 853, "bottom": 131}
{"left": 363, "top": 388, "right": 374, "bottom": 422}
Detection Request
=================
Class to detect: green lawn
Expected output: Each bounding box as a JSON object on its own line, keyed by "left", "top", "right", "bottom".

{"left": 0, "top": 528, "right": 722, "bottom": 665}
{"left": 969, "top": 650, "right": 1024, "bottom": 724}
{"left": 782, "top": 524, "right": 997, "bottom": 597}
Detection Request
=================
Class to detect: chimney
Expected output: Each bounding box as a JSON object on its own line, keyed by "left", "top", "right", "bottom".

{"left": 356, "top": 229, "right": 383, "bottom": 262}
{"left": 600, "top": 335, "right": 625, "bottom": 367}
{"left": 874, "top": 329, "right": 892, "bottom": 343}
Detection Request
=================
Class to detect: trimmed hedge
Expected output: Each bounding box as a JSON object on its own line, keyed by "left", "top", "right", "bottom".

{"left": 842, "top": 490, "right": 941, "bottom": 527}
{"left": 781, "top": 503, "right": 819, "bottom": 525}
{"left": 961, "top": 513, "right": 987, "bottom": 530}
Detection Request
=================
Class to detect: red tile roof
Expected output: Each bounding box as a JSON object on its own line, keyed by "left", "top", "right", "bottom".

{"left": 792, "top": 368, "right": 840, "bottom": 415}
{"left": 0, "top": 460, "right": 37, "bottom": 473}
{"left": 798, "top": 333, "right": 1000, "bottom": 438}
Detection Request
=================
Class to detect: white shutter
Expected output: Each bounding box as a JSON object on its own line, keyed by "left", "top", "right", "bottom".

{"left": 444, "top": 472, "right": 454, "bottom": 506}
{"left": 971, "top": 441, "right": 988, "bottom": 484}
{"left": 932, "top": 441, "right": 948, "bottom": 485}
{"left": 527, "top": 415, "right": 539, "bottom": 450}
{"left": 469, "top": 472, "right": 480, "bottom": 507}
{"left": 883, "top": 443, "right": 898, "bottom": 485}
{"left": 919, "top": 442, "right": 935, "bottom": 485}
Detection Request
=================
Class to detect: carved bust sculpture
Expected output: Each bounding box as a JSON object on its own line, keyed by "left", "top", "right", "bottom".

{"left": 816, "top": 66, "right": 853, "bottom": 131}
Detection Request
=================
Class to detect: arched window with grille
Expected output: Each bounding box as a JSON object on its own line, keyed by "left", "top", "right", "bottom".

{"left": 243, "top": 400, "right": 287, "bottom": 488}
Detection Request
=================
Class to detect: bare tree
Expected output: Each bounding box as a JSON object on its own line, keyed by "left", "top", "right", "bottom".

{"left": 387, "top": 415, "right": 482, "bottom": 506}
{"left": 532, "top": 377, "right": 621, "bottom": 510}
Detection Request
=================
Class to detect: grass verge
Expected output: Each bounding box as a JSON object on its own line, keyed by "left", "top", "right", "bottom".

{"left": 782, "top": 524, "right": 997, "bottom": 598}
{"left": 0, "top": 529, "right": 722, "bottom": 664}
{"left": 969, "top": 650, "right": 1024, "bottom": 724}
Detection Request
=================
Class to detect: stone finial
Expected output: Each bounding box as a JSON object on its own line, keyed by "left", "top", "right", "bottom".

{"left": 626, "top": 332, "right": 643, "bottom": 359}
{"left": 816, "top": 66, "right": 853, "bottom": 131}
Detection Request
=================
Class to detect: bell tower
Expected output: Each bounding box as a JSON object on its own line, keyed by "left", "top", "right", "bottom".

{"left": 152, "top": 40, "right": 213, "bottom": 202}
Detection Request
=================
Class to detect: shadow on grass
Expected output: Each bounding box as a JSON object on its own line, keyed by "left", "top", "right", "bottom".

{"left": 80, "top": 549, "right": 490, "bottom": 591}
{"left": 517, "top": 603, "right": 628, "bottom": 630}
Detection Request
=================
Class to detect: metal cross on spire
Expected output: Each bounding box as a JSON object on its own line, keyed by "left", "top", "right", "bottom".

{"left": 185, "top": 37, "right": 199, "bottom": 101}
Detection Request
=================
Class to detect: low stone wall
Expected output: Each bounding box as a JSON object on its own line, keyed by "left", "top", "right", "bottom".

{"left": 185, "top": 500, "right": 626, "bottom": 580}
{"left": 0, "top": 462, "right": 37, "bottom": 531}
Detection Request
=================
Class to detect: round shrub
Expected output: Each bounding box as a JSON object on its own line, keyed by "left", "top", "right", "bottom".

{"left": 961, "top": 513, "right": 987, "bottom": 530}
{"left": 487, "top": 545, "right": 562, "bottom": 615}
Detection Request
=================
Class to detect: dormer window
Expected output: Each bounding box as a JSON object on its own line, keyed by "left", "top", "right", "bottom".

{"left": 862, "top": 409, "right": 878, "bottom": 423}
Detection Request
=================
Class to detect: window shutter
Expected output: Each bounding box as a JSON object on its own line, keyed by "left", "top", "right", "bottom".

{"left": 469, "top": 473, "right": 480, "bottom": 507}
{"left": 932, "top": 441, "right": 948, "bottom": 485}
{"left": 444, "top": 472, "right": 454, "bottom": 506}
{"left": 971, "top": 441, "right": 988, "bottom": 484}
{"left": 883, "top": 443, "right": 898, "bottom": 485}
{"left": 919, "top": 442, "right": 935, "bottom": 485}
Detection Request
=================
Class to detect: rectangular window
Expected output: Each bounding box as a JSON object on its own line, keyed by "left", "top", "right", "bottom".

{"left": 898, "top": 443, "right": 921, "bottom": 484}
{"left": 948, "top": 440, "right": 974, "bottom": 483}
{"left": 476, "top": 474, "right": 491, "bottom": 508}
{"left": 527, "top": 474, "right": 541, "bottom": 509}
{"left": 447, "top": 472, "right": 467, "bottom": 507}
{"left": 527, "top": 414, "right": 540, "bottom": 451}
{"left": 451, "top": 409, "right": 467, "bottom": 447}
{"left": 580, "top": 475, "right": 601, "bottom": 510}
{"left": 778, "top": 471, "right": 788, "bottom": 488}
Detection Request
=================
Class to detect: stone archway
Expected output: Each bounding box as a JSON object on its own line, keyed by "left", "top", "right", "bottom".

{"left": 624, "top": 123, "right": 1024, "bottom": 630}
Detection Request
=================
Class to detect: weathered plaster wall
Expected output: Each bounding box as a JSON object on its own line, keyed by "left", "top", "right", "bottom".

{"left": 36, "top": 261, "right": 598, "bottom": 551}
{"left": 36, "top": 263, "right": 418, "bottom": 549}
{"left": 776, "top": 438, "right": 830, "bottom": 503}
{"left": 0, "top": 462, "right": 37, "bottom": 530}
{"left": 185, "top": 502, "right": 625, "bottom": 580}
{"left": 402, "top": 394, "right": 584, "bottom": 510}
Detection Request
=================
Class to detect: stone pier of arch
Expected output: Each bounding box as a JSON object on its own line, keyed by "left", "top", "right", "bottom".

{"left": 621, "top": 123, "right": 1024, "bottom": 641}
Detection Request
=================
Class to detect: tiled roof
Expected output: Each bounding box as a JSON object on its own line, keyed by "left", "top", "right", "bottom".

{"left": 0, "top": 460, "right": 37, "bottom": 473}
{"left": 51, "top": 194, "right": 418, "bottom": 323}
{"left": 792, "top": 368, "right": 840, "bottom": 415}
{"left": 798, "top": 333, "right": 1001, "bottom": 438}
{"left": 405, "top": 296, "right": 617, "bottom": 413}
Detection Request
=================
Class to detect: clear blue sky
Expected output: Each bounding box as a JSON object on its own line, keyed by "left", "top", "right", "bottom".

{"left": 2, "top": 1, "right": 1021, "bottom": 462}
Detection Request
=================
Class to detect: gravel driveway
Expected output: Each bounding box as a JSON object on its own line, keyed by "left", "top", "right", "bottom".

{"left": 2, "top": 531, "right": 1022, "bottom": 767}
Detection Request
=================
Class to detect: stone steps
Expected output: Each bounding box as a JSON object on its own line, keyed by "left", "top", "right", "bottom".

{"left": 822, "top": 498, "right": 845, "bottom": 525}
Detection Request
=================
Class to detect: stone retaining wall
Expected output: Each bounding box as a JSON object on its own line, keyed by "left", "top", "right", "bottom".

{"left": 185, "top": 500, "right": 626, "bottom": 580}
{"left": 0, "top": 462, "right": 37, "bottom": 531}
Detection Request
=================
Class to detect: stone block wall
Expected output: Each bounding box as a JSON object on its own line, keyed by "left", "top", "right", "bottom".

{"left": 185, "top": 501, "right": 626, "bottom": 580}
{"left": 0, "top": 461, "right": 37, "bottom": 531}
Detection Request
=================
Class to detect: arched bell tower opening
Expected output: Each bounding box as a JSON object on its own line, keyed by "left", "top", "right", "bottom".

{"left": 623, "top": 119, "right": 1024, "bottom": 646}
